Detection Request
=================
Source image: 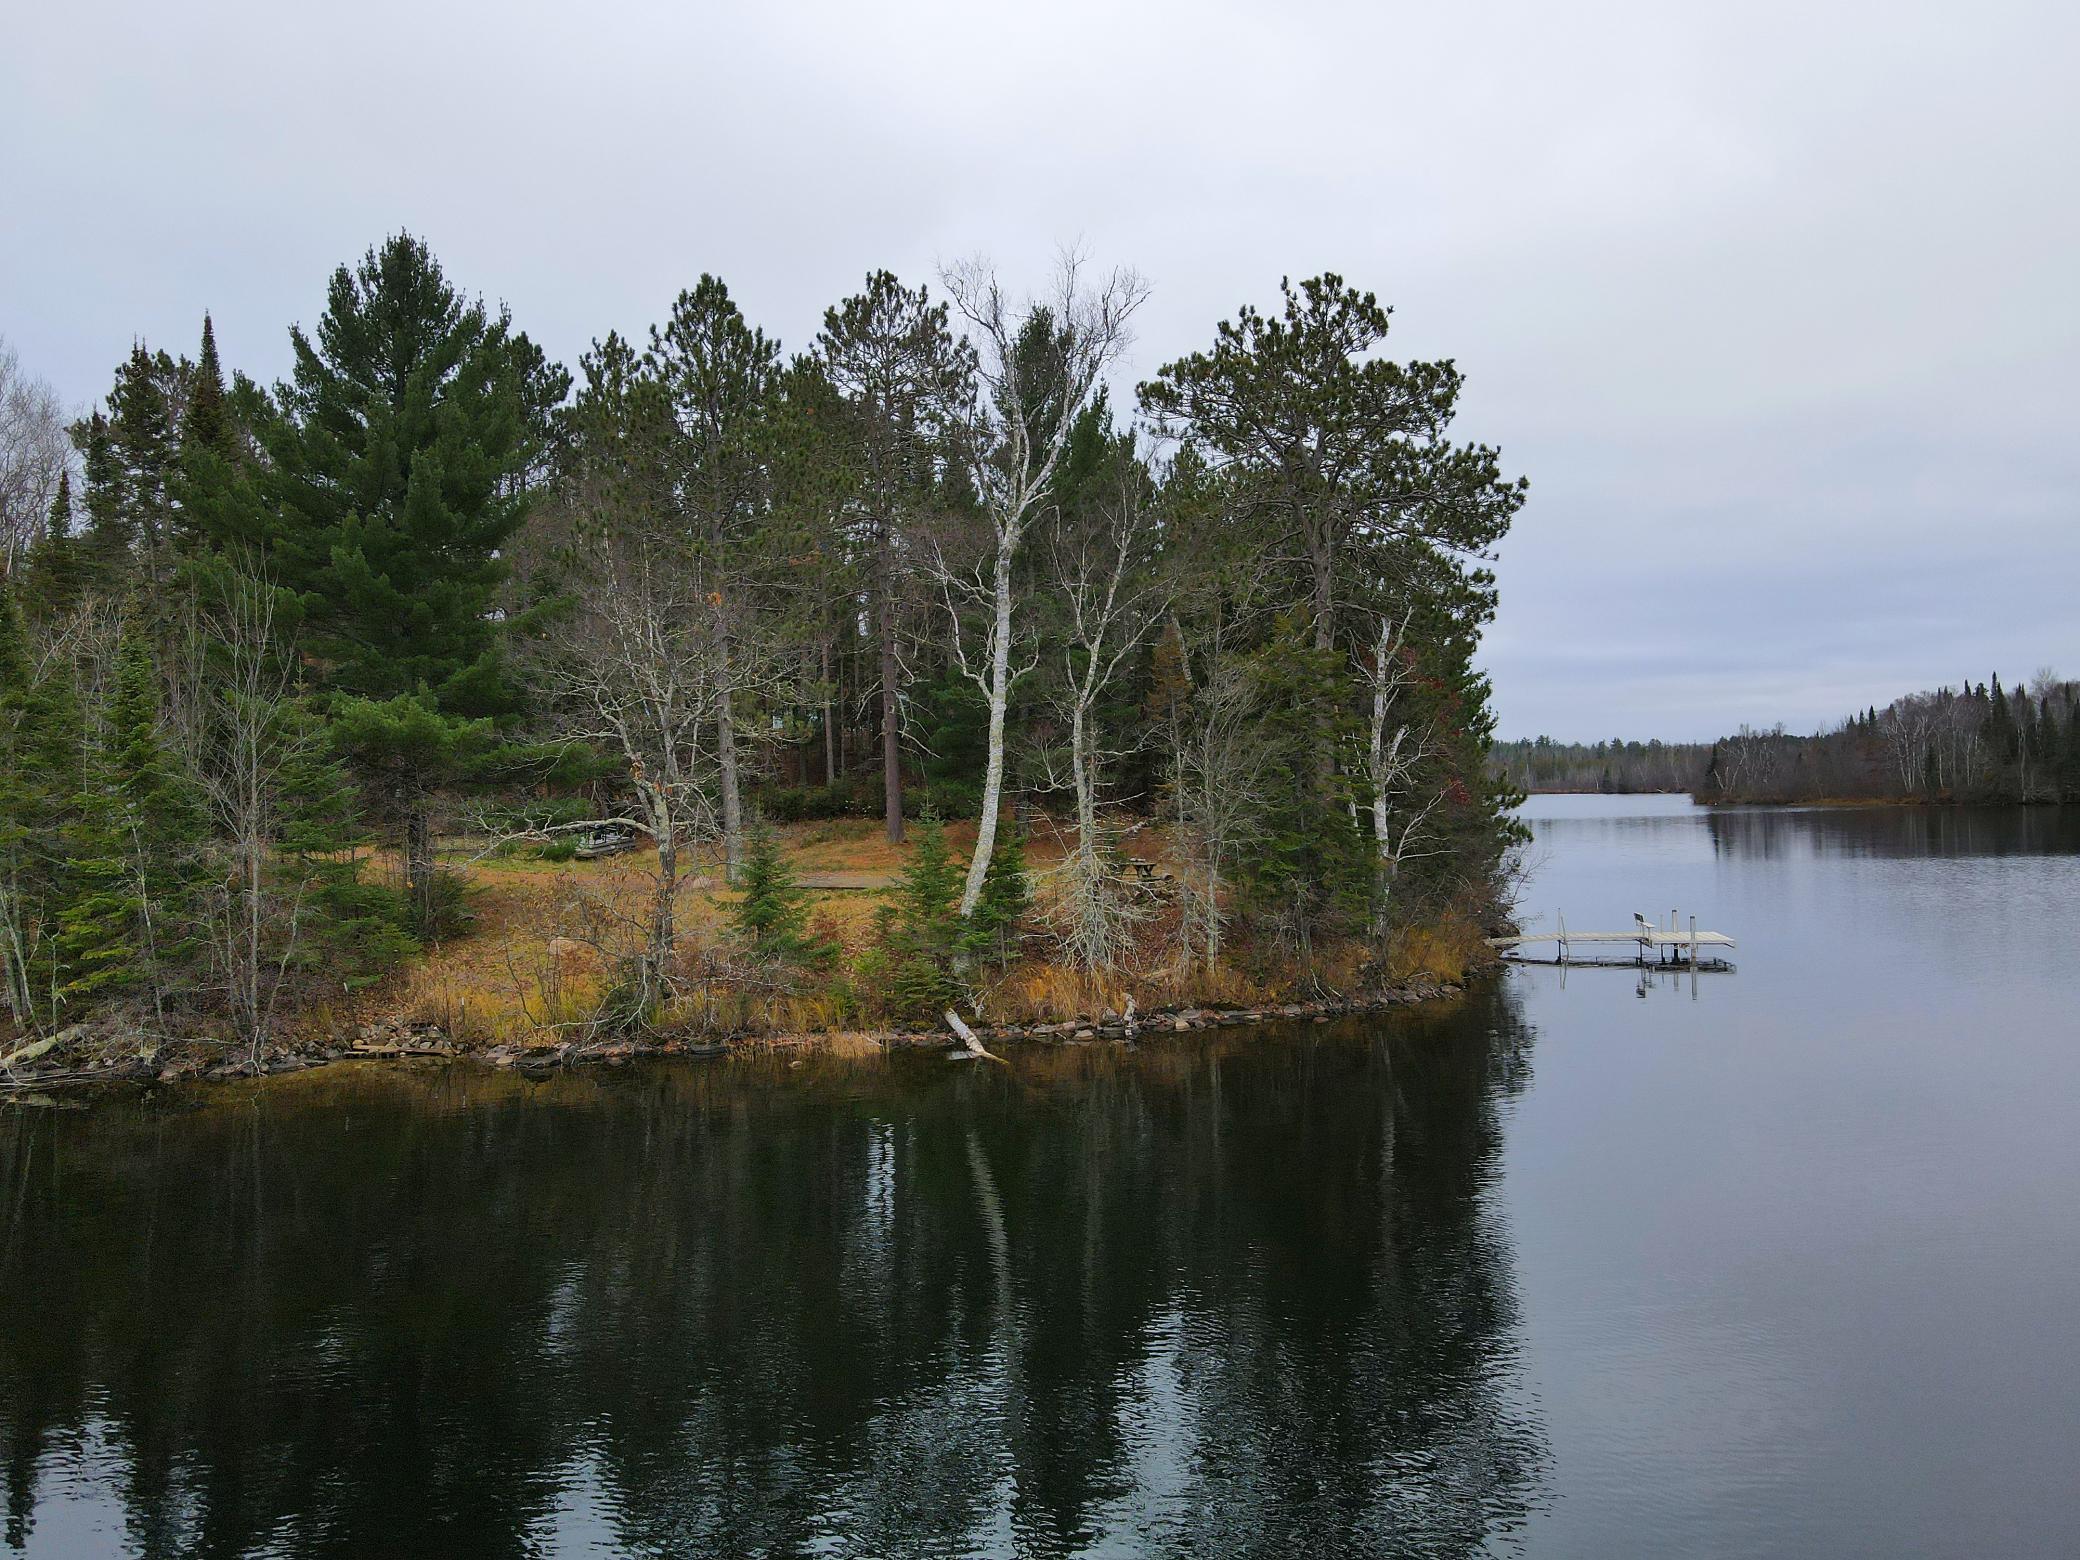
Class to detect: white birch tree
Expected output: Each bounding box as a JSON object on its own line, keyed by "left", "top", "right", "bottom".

{"left": 938, "top": 252, "right": 1146, "bottom": 917}
{"left": 1044, "top": 448, "right": 1170, "bottom": 968}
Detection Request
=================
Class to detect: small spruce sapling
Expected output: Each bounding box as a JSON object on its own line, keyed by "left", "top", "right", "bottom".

{"left": 731, "top": 816, "right": 834, "bottom": 968}
{"left": 963, "top": 822, "right": 1031, "bottom": 969}
{"left": 869, "top": 814, "right": 964, "bottom": 1018}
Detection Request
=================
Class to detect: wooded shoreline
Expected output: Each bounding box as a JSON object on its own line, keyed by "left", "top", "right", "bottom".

{"left": 0, "top": 975, "right": 1475, "bottom": 1096}
{"left": 3, "top": 241, "right": 1525, "bottom": 1077}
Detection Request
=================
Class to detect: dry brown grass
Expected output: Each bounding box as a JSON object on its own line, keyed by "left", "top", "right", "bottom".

{"left": 336, "top": 817, "right": 1465, "bottom": 1049}
{"left": 1381, "top": 913, "right": 1490, "bottom": 985}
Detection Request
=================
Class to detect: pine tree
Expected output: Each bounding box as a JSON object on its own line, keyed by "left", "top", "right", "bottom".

{"left": 183, "top": 314, "right": 231, "bottom": 456}
{"left": 107, "top": 344, "right": 181, "bottom": 572}
{"left": 731, "top": 815, "right": 834, "bottom": 967}
{"left": 22, "top": 472, "right": 88, "bottom": 620}
{"left": 962, "top": 821, "right": 1031, "bottom": 968}
{"left": 173, "top": 313, "right": 251, "bottom": 561}
{"left": 870, "top": 815, "right": 964, "bottom": 1018}
{"left": 57, "top": 626, "right": 208, "bottom": 1017}
{"left": 53, "top": 790, "right": 137, "bottom": 1008}
{"left": 238, "top": 234, "right": 569, "bottom": 930}
{"left": 272, "top": 703, "right": 418, "bottom": 995}
{"left": 1981, "top": 674, "right": 2019, "bottom": 798}
{"left": 0, "top": 581, "right": 81, "bottom": 1031}
{"left": 1239, "top": 618, "right": 1371, "bottom": 954}
{"left": 75, "top": 410, "right": 133, "bottom": 589}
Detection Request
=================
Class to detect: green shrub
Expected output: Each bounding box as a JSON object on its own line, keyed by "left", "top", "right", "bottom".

{"left": 731, "top": 816, "right": 835, "bottom": 967}
{"left": 866, "top": 816, "right": 965, "bottom": 1019}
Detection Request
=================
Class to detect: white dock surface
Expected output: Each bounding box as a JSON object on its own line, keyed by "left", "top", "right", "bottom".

{"left": 1489, "top": 929, "right": 1735, "bottom": 949}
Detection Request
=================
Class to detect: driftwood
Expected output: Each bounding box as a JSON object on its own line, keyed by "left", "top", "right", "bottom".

{"left": 943, "top": 1010, "right": 1008, "bottom": 1065}
{"left": 0, "top": 1035, "right": 62, "bottom": 1072}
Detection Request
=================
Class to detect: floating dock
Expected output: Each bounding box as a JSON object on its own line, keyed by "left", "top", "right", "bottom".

{"left": 1490, "top": 912, "right": 1736, "bottom": 970}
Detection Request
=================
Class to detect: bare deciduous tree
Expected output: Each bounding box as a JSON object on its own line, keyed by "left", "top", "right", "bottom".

{"left": 1359, "top": 605, "right": 1446, "bottom": 929}
{"left": 174, "top": 571, "right": 326, "bottom": 1063}
{"left": 0, "top": 339, "right": 73, "bottom": 578}
{"left": 530, "top": 497, "right": 728, "bottom": 1012}
{"left": 937, "top": 251, "right": 1146, "bottom": 916}
{"left": 1043, "top": 449, "right": 1170, "bottom": 969}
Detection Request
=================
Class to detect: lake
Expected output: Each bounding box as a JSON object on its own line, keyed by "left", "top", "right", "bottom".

{"left": 3, "top": 795, "right": 2077, "bottom": 1557}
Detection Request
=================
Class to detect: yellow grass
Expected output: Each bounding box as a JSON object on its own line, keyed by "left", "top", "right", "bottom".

{"left": 338, "top": 818, "right": 1476, "bottom": 1049}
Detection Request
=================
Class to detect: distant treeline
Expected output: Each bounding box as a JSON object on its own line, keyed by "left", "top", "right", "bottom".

{"left": 1699, "top": 674, "right": 2080, "bottom": 804}
{"left": 1498, "top": 672, "right": 2080, "bottom": 806}
{"left": 1489, "top": 737, "right": 1709, "bottom": 794}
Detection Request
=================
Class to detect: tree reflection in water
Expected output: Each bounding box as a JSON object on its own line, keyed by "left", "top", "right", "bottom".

{"left": 0, "top": 984, "right": 1546, "bottom": 1558}
{"left": 1706, "top": 803, "right": 2080, "bottom": 862}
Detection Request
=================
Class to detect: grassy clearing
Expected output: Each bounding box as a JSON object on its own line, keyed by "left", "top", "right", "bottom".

{"left": 338, "top": 817, "right": 1480, "bottom": 1051}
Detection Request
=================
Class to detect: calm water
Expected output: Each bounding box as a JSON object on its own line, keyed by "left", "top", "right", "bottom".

{"left": 3, "top": 797, "right": 2078, "bottom": 1558}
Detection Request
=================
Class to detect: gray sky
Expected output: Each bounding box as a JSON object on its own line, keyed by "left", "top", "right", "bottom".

{"left": 6, "top": 0, "right": 2075, "bottom": 740}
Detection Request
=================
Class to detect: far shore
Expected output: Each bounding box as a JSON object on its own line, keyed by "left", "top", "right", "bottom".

{"left": 1520, "top": 787, "right": 2072, "bottom": 807}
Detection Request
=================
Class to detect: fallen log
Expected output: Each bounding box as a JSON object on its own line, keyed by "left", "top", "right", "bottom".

{"left": 943, "top": 1010, "right": 1007, "bottom": 1065}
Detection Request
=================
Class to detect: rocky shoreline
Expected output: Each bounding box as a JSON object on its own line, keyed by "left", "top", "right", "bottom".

{"left": 0, "top": 980, "right": 1468, "bottom": 1096}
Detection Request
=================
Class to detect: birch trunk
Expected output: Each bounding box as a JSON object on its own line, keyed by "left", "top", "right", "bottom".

{"left": 1070, "top": 701, "right": 1099, "bottom": 880}
{"left": 0, "top": 885, "right": 32, "bottom": 1029}
{"left": 643, "top": 784, "right": 678, "bottom": 1005}
{"left": 717, "top": 680, "right": 743, "bottom": 881}
{"left": 960, "top": 527, "right": 1017, "bottom": 917}
{"left": 878, "top": 568, "right": 904, "bottom": 844}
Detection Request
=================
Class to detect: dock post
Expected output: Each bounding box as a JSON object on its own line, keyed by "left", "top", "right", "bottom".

{"left": 1689, "top": 914, "right": 1698, "bottom": 970}
{"left": 1558, "top": 911, "right": 1568, "bottom": 966}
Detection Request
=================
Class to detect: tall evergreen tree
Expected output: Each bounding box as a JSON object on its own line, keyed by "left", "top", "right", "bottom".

{"left": 812, "top": 271, "right": 977, "bottom": 844}
{"left": 74, "top": 410, "right": 132, "bottom": 588}
{"left": 57, "top": 625, "right": 208, "bottom": 1018}
{"left": 0, "top": 580, "right": 80, "bottom": 1031}
{"left": 1141, "top": 274, "right": 1526, "bottom": 655}
{"left": 182, "top": 314, "right": 232, "bottom": 457}
{"left": 107, "top": 344, "right": 184, "bottom": 573}
{"left": 238, "top": 234, "right": 568, "bottom": 927}
{"left": 644, "top": 274, "right": 782, "bottom": 877}
{"left": 22, "top": 472, "right": 88, "bottom": 619}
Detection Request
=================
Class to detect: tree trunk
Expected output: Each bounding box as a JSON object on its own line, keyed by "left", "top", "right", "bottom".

{"left": 1071, "top": 701, "right": 1099, "bottom": 876}
{"left": 717, "top": 682, "right": 743, "bottom": 881}
{"left": 406, "top": 804, "right": 434, "bottom": 932}
{"left": 1309, "top": 514, "right": 1337, "bottom": 653}
{"left": 241, "top": 821, "right": 265, "bottom": 1059}
{"left": 649, "top": 808, "right": 677, "bottom": 1007}
{"left": 0, "top": 889, "right": 32, "bottom": 1028}
{"left": 960, "top": 531, "right": 1017, "bottom": 917}
{"left": 821, "top": 637, "right": 837, "bottom": 786}
{"left": 877, "top": 565, "right": 904, "bottom": 844}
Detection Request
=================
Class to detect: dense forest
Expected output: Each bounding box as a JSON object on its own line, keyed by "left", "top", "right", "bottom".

{"left": 1699, "top": 675, "right": 2080, "bottom": 803}
{"left": 1489, "top": 736, "right": 1710, "bottom": 794}
{"left": 0, "top": 238, "right": 1526, "bottom": 1068}
{"left": 1491, "top": 675, "right": 2080, "bottom": 805}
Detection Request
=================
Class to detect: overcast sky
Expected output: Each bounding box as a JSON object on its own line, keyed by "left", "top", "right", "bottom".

{"left": 6, "top": 0, "right": 2075, "bottom": 740}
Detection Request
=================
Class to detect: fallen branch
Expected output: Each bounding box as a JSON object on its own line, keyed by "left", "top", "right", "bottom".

{"left": 943, "top": 1009, "right": 1007, "bottom": 1065}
